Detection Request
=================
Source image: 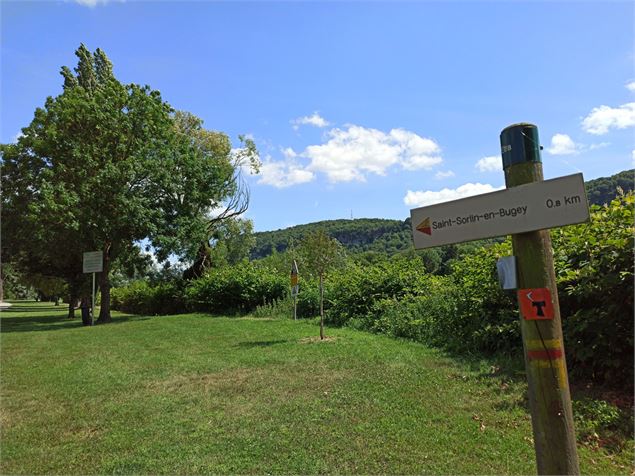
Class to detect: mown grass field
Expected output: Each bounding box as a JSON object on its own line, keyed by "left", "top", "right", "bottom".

{"left": 1, "top": 301, "right": 632, "bottom": 474}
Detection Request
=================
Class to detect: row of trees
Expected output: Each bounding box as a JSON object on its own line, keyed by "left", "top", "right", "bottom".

{"left": 1, "top": 44, "right": 259, "bottom": 322}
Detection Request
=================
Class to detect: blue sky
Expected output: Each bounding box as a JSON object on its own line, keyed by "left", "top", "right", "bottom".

{"left": 2, "top": 1, "right": 634, "bottom": 232}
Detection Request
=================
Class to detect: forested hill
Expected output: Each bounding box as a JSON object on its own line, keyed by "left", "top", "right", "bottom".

{"left": 584, "top": 169, "right": 633, "bottom": 205}
{"left": 251, "top": 169, "right": 634, "bottom": 259}
{"left": 251, "top": 218, "right": 411, "bottom": 259}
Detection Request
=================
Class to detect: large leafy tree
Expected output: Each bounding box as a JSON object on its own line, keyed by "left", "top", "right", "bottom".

{"left": 169, "top": 111, "right": 258, "bottom": 280}
{"left": 1, "top": 44, "right": 255, "bottom": 322}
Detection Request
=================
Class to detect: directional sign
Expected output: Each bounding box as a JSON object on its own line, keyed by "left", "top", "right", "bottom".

{"left": 83, "top": 251, "right": 103, "bottom": 273}
{"left": 518, "top": 288, "right": 554, "bottom": 320}
{"left": 290, "top": 260, "right": 298, "bottom": 287}
{"left": 410, "top": 173, "right": 589, "bottom": 249}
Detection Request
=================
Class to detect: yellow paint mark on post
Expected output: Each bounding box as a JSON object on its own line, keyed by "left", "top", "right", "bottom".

{"left": 530, "top": 359, "right": 568, "bottom": 389}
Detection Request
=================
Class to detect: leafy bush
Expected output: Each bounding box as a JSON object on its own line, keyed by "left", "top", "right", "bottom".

{"left": 185, "top": 263, "right": 286, "bottom": 314}
{"left": 111, "top": 280, "right": 186, "bottom": 315}
{"left": 443, "top": 242, "right": 520, "bottom": 354}
{"left": 325, "top": 257, "right": 432, "bottom": 327}
{"left": 295, "top": 278, "right": 321, "bottom": 318}
{"left": 553, "top": 192, "right": 634, "bottom": 387}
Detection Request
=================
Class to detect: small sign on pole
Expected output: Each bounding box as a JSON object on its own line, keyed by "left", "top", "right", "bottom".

{"left": 83, "top": 251, "right": 103, "bottom": 326}
{"left": 496, "top": 256, "right": 517, "bottom": 290}
{"left": 83, "top": 251, "right": 103, "bottom": 273}
{"left": 518, "top": 288, "right": 554, "bottom": 320}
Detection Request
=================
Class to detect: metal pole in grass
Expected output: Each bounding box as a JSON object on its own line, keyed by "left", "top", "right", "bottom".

{"left": 92, "top": 272, "right": 96, "bottom": 326}
{"left": 500, "top": 123, "right": 580, "bottom": 475}
{"left": 291, "top": 260, "right": 299, "bottom": 320}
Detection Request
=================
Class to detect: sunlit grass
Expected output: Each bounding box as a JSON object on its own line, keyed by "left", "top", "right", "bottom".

{"left": 1, "top": 301, "right": 631, "bottom": 474}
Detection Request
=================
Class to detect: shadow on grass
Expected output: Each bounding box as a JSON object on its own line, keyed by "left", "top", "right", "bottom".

{"left": 236, "top": 339, "right": 289, "bottom": 349}
{"left": 0, "top": 314, "right": 136, "bottom": 333}
{"left": 2, "top": 305, "right": 64, "bottom": 312}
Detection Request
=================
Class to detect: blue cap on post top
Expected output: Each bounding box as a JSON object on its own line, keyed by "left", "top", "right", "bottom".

{"left": 500, "top": 123, "right": 542, "bottom": 170}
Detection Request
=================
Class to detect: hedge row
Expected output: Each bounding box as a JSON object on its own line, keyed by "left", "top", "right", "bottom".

{"left": 112, "top": 263, "right": 286, "bottom": 315}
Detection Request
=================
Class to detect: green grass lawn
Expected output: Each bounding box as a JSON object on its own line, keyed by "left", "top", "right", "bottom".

{"left": 1, "top": 301, "right": 632, "bottom": 474}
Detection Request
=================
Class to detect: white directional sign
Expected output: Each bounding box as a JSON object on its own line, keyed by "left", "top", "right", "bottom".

{"left": 83, "top": 251, "right": 103, "bottom": 273}
{"left": 410, "top": 173, "right": 589, "bottom": 249}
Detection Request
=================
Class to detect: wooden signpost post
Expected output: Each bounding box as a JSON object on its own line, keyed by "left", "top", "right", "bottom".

{"left": 410, "top": 123, "right": 586, "bottom": 475}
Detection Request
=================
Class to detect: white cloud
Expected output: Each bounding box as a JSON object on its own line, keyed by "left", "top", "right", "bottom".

{"left": 11, "top": 132, "right": 23, "bottom": 143}
{"left": 291, "top": 112, "right": 330, "bottom": 130}
{"left": 257, "top": 157, "right": 314, "bottom": 188}
{"left": 546, "top": 133, "right": 579, "bottom": 155}
{"left": 404, "top": 183, "right": 504, "bottom": 208}
{"left": 626, "top": 81, "right": 635, "bottom": 92}
{"left": 435, "top": 170, "right": 455, "bottom": 180}
{"left": 581, "top": 102, "right": 635, "bottom": 135}
{"left": 303, "top": 125, "right": 442, "bottom": 182}
{"left": 588, "top": 142, "right": 610, "bottom": 150}
{"left": 281, "top": 147, "right": 297, "bottom": 159}
{"left": 475, "top": 156, "right": 502, "bottom": 172}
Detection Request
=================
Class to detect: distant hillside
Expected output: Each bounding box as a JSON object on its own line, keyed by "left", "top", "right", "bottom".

{"left": 252, "top": 169, "right": 634, "bottom": 259}
{"left": 251, "top": 218, "right": 411, "bottom": 259}
{"left": 585, "top": 169, "right": 633, "bottom": 206}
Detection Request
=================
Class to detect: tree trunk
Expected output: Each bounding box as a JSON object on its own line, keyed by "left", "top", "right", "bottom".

{"left": 319, "top": 274, "right": 324, "bottom": 340}
{"left": 97, "top": 244, "right": 112, "bottom": 324}
{"left": 80, "top": 296, "right": 91, "bottom": 326}
{"left": 183, "top": 242, "right": 212, "bottom": 280}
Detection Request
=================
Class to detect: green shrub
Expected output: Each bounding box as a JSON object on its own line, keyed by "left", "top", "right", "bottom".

{"left": 444, "top": 242, "right": 520, "bottom": 354}
{"left": 553, "top": 192, "right": 634, "bottom": 387}
{"left": 295, "top": 278, "right": 321, "bottom": 318}
{"left": 325, "top": 257, "right": 432, "bottom": 327}
{"left": 185, "top": 263, "right": 286, "bottom": 314}
{"left": 111, "top": 280, "right": 186, "bottom": 315}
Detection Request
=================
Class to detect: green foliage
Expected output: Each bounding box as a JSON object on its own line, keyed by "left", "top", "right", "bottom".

{"left": 25, "top": 274, "right": 68, "bottom": 302}
{"left": 1, "top": 45, "right": 248, "bottom": 322}
{"left": 208, "top": 218, "right": 256, "bottom": 267}
{"left": 299, "top": 230, "right": 346, "bottom": 280}
{"left": 1, "top": 263, "right": 36, "bottom": 300}
{"left": 325, "top": 257, "right": 431, "bottom": 327}
{"left": 111, "top": 280, "right": 186, "bottom": 315}
{"left": 185, "top": 263, "right": 286, "bottom": 314}
{"left": 251, "top": 296, "right": 294, "bottom": 319}
{"left": 553, "top": 192, "right": 634, "bottom": 387}
{"left": 584, "top": 169, "right": 634, "bottom": 206}
{"left": 252, "top": 218, "right": 411, "bottom": 259}
{"left": 295, "top": 278, "right": 321, "bottom": 318}
{"left": 573, "top": 398, "right": 634, "bottom": 451}
{"left": 443, "top": 242, "right": 520, "bottom": 353}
